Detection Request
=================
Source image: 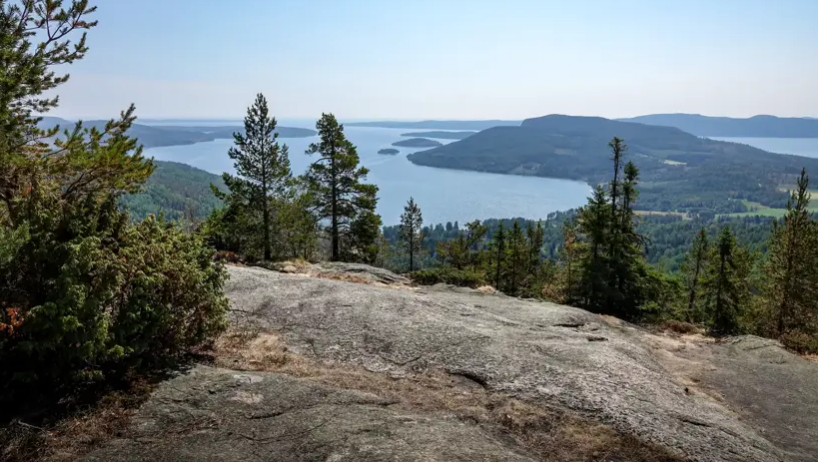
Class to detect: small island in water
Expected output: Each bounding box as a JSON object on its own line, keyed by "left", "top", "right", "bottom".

{"left": 392, "top": 138, "right": 443, "bottom": 148}
{"left": 378, "top": 148, "right": 400, "bottom": 155}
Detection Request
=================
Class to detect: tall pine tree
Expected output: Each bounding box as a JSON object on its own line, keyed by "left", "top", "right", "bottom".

{"left": 763, "top": 168, "right": 818, "bottom": 345}
{"left": 223, "top": 93, "right": 291, "bottom": 261}
{"left": 306, "top": 113, "right": 380, "bottom": 261}
{"left": 399, "top": 197, "right": 423, "bottom": 272}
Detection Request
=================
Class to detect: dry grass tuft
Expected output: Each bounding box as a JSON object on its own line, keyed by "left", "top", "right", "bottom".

{"left": 213, "top": 328, "right": 684, "bottom": 462}
{"left": 659, "top": 320, "right": 702, "bottom": 336}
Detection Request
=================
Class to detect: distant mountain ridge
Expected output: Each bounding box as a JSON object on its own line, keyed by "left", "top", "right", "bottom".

{"left": 37, "top": 116, "right": 315, "bottom": 149}
{"left": 617, "top": 114, "right": 818, "bottom": 138}
{"left": 346, "top": 120, "right": 520, "bottom": 130}
{"left": 407, "top": 114, "right": 818, "bottom": 214}
{"left": 399, "top": 131, "right": 476, "bottom": 140}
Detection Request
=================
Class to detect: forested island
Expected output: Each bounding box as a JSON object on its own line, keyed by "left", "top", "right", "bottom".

{"left": 399, "top": 131, "right": 476, "bottom": 140}
{"left": 618, "top": 113, "right": 818, "bottom": 138}
{"left": 38, "top": 116, "right": 316, "bottom": 149}
{"left": 392, "top": 137, "right": 442, "bottom": 148}
{"left": 378, "top": 148, "right": 400, "bottom": 155}
{"left": 408, "top": 114, "right": 818, "bottom": 215}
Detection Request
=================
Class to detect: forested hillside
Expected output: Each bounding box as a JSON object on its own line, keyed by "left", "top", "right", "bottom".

{"left": 408, "top": 115, "right": 818, "bottom": 214}
{"left": 121, "top": 161, "right": 225, "bottom": 221}
{"left": 619, "top": 114, "right": 818, "bottom": 138}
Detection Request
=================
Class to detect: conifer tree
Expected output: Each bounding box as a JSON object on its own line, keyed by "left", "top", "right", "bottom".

{"left": 577, "top": 185, "right": 611, "bottom": 310}
{"left": 681, "top": 228, "right": 709, "bottom": 323}
{"left": 436, "top": 220, "right": 486, "bottom": 270}
{"left": 306, "top": 113, "right": 380, "bottom": 261}
{"left": 507, "top": 221, "right": 528, "bottom": 295}
{"left": 490, "top": 223, "right": 506, "bottom": 290}
{"left": 399, "top": 197, "right": 424, "bottom": 272}
{"left": 612, "top": 160, "right": 648, "bottom": 319}
{"left": 763, "top": 168, "right": 818, "bottom": 343}
{"left": 555, "top": 218, "right": 582, "bottom": 302}
{"left": 703, "top": 227, "right": 751, "bottom": 336}
{"left": 608, "top": 137, "right": 626, "bottom": 271}
{"left": 223, "top": 93, "right": 291, "bottom": 261}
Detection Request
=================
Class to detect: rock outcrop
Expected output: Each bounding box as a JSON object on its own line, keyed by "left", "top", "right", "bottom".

{"left": 81, "top": 264, "right": 818, "bottom": 461}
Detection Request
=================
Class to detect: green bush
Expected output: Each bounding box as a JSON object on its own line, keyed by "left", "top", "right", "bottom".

{"left": 410, "top": 267, "right": 486, "bottom": 288}
{"left": 0, "top": 0, "right": 230, "bottom": 409}
{"left": 0, "top": 196, "right": 229, "bottom": 403}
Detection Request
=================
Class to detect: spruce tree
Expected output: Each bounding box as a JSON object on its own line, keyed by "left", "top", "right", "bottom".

{"left": 704, "top": 227, "right": 751, "bottom": 336}
{"left": 681, "top": 228, "right": 709, "bottom": 323}
{"left": 763, "top": 168, "right": 818, "bottom": 342}
{"left": 223, "top": 93, "right": 291, "bottom": 261}
{"left": 577, "top": 185, "right": 611, "bottom": 310}
{"left": 399, "top": 197, "right": 423, "bottom": 272}
{"left": 608, "top": 138, "right": 626, "bottom": 275}
{"left": 306, "top": 113, "right": 380, "bottom": 261}
{"left": 613, "top": 160, "right": 648, "bottom": 319}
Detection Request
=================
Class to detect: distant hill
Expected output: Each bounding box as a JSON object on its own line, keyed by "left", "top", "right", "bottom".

{"left": 392, "top": 138, "right": 442, "bottom": 148}
{"left": 617, "top": 114, "right": 818, "bottom": 138}
{"left": 400, "top": 131, "right": 476, "bottom": 140}
{"left": 347, "top": 120, "right": 520, "bottom": 130}
{"left": 121, "top": 161, "right": 225, "bottom": 221}
{"left": 37, "top": 117, "right": 315, "bottom": 149}
{"left": 408, "top": 114, "right": 818, "bottom": 214}
{"left": 154, "top": 125, "right": 316, "bottom": 139}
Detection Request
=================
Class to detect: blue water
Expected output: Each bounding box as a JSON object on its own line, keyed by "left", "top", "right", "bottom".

{"left": 710, "top": 137, "right": 818, "bottom": 158}
{"left": 144, "top": 126, "right": 591, "bottom": 226}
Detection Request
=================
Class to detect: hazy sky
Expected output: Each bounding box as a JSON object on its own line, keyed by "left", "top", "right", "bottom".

{"left": 53, "top": 0, "right": 817, "bottom": 120}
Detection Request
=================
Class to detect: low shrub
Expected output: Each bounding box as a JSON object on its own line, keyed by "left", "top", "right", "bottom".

{"left": 410, "top": 267, "right": 486, "bottom": 288}
{"left": 0, "top": 198, "right": 229, "bottom": 408}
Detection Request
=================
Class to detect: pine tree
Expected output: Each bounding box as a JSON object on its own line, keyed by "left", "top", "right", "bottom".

{"left": 223, "top": 93, "right": 291, "bottom": 261}
{"left": 681, "top": 228, "right": 709, "bottom": 323}
{"left": 399, "top": 197, "right": 423, "bottom": 272}
{"left": 306, "top": 113, "right": 380, "bottom": 261}
{"left": 703, "top": 227, "right": 751, "bottom": 336}
{"left": 763, "top": 168, "right": 818, "bottom": 344}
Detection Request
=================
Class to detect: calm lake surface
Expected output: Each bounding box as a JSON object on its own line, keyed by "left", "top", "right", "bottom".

{"left": 710, "top": 137, "right": 818, "bottom": 158}
{"left": 145, "top": 125, "right": 592, "bottom": 226}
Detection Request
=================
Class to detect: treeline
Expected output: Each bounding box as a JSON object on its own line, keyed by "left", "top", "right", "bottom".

{"left": 383, "top": 213, "right": 776, "bottom": 273}
{"left": 381, "top": 139, "right": 818, "bottom": 353}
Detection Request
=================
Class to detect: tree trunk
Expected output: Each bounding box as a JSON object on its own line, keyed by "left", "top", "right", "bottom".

{"left": 408, "top": 229, "right": 414, "bottom": 272}
{"left": 686, "top": 258, "right": 701, "bottom": 323}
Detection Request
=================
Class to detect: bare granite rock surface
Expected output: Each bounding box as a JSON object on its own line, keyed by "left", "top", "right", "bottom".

{"left": 82, "top": 264, "right": 818, "bottom": 461}
{"left": 80, "top": 367, "right": 536, "bottom": 462}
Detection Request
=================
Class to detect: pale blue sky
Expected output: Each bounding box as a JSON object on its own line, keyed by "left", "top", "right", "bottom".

{"left": 54, "top": 0, "right": 818, "bottom": 120}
